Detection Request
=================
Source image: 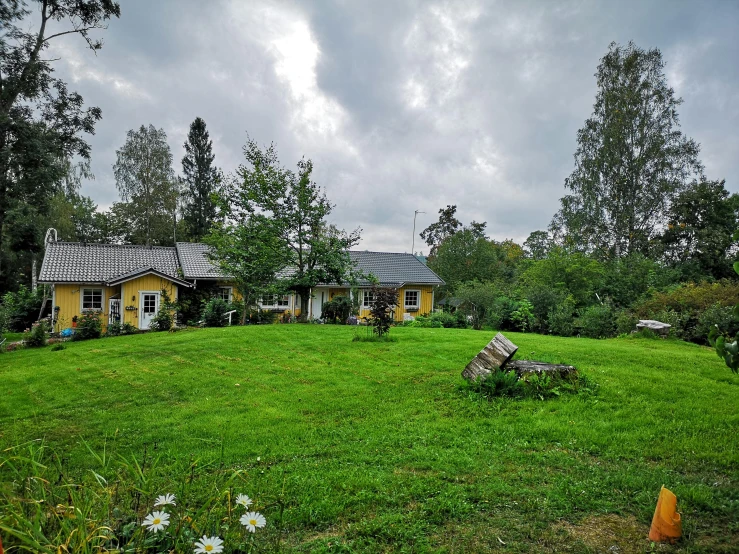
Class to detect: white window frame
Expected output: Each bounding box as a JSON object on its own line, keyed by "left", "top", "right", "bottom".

{"left": 138, "top": 290, "right": 161, "bottom": 330}
{"left": 217, "top": 286, "right": 233, "bottom": 303}
{"left": 81, "top": 287, "right": 104, "bottom": 311}
{"left": 404, "top": 289, "right": 421, "bottom": 310}
{"left": 362, "top": 290, "right": 375, "bottom": 308}
{"left": 261, "top": 294, "right": 290, "bottom": 308}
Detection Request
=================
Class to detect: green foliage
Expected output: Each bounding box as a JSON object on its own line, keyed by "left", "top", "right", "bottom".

{"left": 177, "top": 281, "right": 220, "bottom": 325}
{"left": 321, "top": 295, "right": 354, "bottom": 324}
{"left": 634, "top": 280, "right": 739, "bottom": 316}
{"left": 511, "top": 299, "right": 535, "bottom": 332}
{"left": 247, "top": 309, "right": 278, "bottom": 325}
{"left": 113, "top": 125, "right": 177, "bottom": 247}
{"left": 72, "top": 311, "right": 102, "bottom": 341}
{"left": 149, "top": 289, "right": 175, "bottom": 332}
{"left": 551, "top": 41, "right": 703, "bottom": 257}
{"left": 469, "top": 368, "right": 596, "bottom": 401}
{"left": 202, "top": 297, "right": 230, "bottom": 327}
{"left": 420, "top": 205, "right": 462, "bottom": 255}
{"left": 520, "top": 248, "right": 605, "bottom": 307}
{"left": 615, "top": 310, "right": 639, "bottom": 335}
{"left": 105, "top": 321, "right": 138, "bottom": 337}
{"left": 0, "top": 285, "right": 45, "bottom": 332}
{"left": 181, "top": 117, "right": 221, "bottom": 241}
{"left": 23, "top": 321, "right": 48, "bottom": 348}
{"left": 548, "top": 297, "right": 576, "bottom": 337}
{"left": 577, "top": 304, "right": 617, "bottom": 339}
{"left": 50, "top": 343, "right": 66, "bottom": 351}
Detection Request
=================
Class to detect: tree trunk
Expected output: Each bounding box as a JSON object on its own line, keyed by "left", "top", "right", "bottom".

{"left": 31, "top": 255, "right": 37, "bottom": 290}
{"left": 299, "top": 290, "right": 309, "bottom": 321}
{"left": 506, "top": 360, "right": 578, "bottom": 379}
{"left": 462, "top": 333, "right": 518, "bottom": 383}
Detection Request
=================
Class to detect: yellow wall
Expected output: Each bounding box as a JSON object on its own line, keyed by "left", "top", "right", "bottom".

{"left": 121, "top": 275, "right": 178, "bottom": 328}
{"left": 332, "top": 284, "right": 434, "bottom": 322}
{"left": 53, "top": 283, "right": 120, "bottom": 332}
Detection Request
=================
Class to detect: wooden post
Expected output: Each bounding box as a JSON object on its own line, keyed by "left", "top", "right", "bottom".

{"left": 462, "top": 333, "right": 518, "bottom": 383}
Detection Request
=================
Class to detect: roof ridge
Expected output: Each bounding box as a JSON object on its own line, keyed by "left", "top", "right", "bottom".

{"left": 50, "top": 242, "right": 176, "bottom": 251}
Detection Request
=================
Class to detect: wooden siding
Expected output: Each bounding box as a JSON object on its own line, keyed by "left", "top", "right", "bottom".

{"left": 53, "top": 283, "right": 120, "bottom": 332}
{"left": 121, "top": 275, "right": 179, "bottom": 328}
{"left": 336, "top": 284, "right": 434, "bottom": 322}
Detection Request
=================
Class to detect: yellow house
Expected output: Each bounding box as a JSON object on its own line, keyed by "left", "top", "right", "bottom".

{"left": 39, "top": 242, "right": 192, "bottom": 331}
{"left": 39, "top": 241, "right": 444, "bottom": 331}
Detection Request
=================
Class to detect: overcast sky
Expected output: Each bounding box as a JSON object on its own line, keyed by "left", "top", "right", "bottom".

{"left": 45, "top": 0, "right": 739, "bottom": 253}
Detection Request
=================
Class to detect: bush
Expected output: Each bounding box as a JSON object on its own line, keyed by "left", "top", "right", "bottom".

{"left": 1, "top": 285, "right": 45, "bottom": 332}
{"left": 247, "top": 309, "right": 278, "bottom": 325}
{"left": 696, "top": 303, "right": 739, "bottom": 343}
{"left": 105, "top": 321, "right": 138, "bottom": 337}
{"left": 50, "top": 343, "right": 66, "bottom": 351}
{"left": 577, "top": 304, "right": 616, "bottom": 339}
{"left": 202, "top": 297, "right": 229, "bottom": 327}
{"left": 73, "top": 311, "right": 102, "bottom": 341}
{"left": 548, "top": 298, "right": 576, "bottom": 337}
{"left": 469, "top": 368, "right": 597, "bottom": 401}
{"left": 23, "top": 321, "right": 48, "bottom": 348}
{"left": 511, "top": 299, "right": 535, "bottom": 332}
{"left": 615, "top": 310, "right": 639, "bottom": 335}
{"left": 321, "top": 295, "right": 353, "bottom": 324}
{"left": 634, "top": 280, "right": 739, "bottom": 316}
{"left": 150, "top": 306, "right": 173, "bottom": 332}
{"left": 486, "top": 296, "right": 518, "bottom": 331}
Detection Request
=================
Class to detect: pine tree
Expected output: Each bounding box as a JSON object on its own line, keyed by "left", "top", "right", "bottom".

{"left": 182, "top": 117, "right": 219, "bottom": 241}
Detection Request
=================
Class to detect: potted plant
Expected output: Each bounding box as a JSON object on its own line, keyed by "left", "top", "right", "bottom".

{"left": 71, "top": 315, "right": 78, "bottom": 328}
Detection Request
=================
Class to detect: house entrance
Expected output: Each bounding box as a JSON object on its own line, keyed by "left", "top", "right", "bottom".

{"left": 139, "top": 292, "right": 160, "bottom": 330}
{"left": 109, "top": 299, "right": 121, "bottom": 325}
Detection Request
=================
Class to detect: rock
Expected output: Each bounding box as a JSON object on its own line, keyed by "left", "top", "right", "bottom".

{"left": 462, "top": 333, "right": 518, "bottom": 383}
{"left": 507, "top": 360, "right": 578, "bottom": 379}
{"left": 636, "top": 319, "right": 671, "bottom": 335}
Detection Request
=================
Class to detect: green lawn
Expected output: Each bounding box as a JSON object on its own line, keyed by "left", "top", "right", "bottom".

{"left": 1, "top": 326, "right": 737, "bottom": 553}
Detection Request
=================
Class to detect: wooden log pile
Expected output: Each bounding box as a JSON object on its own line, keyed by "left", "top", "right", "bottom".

{"left": 461, "top": 332, "right": 577, "bottom": 382}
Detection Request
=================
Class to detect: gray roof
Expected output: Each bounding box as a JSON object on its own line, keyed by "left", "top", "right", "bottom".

{"left": 347, "top": 251, "right": 444, "bottom": 286}
{"left": 39, "top": 242, "right": 180, "bottom": 283}
{"left": 175, "top": 242, "right": 227, "bottom": 279}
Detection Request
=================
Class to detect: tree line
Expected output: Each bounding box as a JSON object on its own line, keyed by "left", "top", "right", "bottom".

{"left": 423, "top": 42, "right": 738, "bottom": 342}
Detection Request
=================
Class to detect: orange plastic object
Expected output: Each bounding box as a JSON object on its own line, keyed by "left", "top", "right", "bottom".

{"left": 649, "top": 486, "right": 682, "bottom": 543}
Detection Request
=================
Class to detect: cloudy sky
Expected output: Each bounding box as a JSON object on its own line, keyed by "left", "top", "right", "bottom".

{"left": 46, "top": 0, "right": 739, "bottom": 253}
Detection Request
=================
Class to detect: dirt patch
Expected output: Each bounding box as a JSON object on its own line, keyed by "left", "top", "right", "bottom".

{"left": 557, "top": 513, "right": 671, "bottom": 553}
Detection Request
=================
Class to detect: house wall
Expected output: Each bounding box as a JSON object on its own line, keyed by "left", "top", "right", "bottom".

{"left": 53, "top": 284, "right": 120, "bottom": 332}
{"left": 120, "top": 275, "right": 179, "bottom": 328}
{"left": 327, "top": 284, "right": 434, "bottom": 322}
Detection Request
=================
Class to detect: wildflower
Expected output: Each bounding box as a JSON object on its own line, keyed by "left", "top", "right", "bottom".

{"left": 240, "top": 511, "right": 266, "bottom": 533}
{"left": 142, "top": 511, "right": 170, "bottom": 532}
{"left": 154, "top": 493, "right": 176, "bottom": 507}
{"left": 235, "top": 494, "right": 252, "bottom": 508}
{"left": 193, "top": 535, "right": 224, "bottom": 553}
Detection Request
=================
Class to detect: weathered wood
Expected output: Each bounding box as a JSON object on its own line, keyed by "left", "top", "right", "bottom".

{"left": 462, "top": 333, "right": 518, "bottom": 383}
{"left": 637, "top": 319, "right": 671, "bottom": 335}
{"left": 507, "top": 360, "right": 577, "bottom": 379}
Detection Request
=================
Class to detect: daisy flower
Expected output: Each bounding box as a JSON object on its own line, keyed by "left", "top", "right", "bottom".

{"left": 235, "top": 494, "right": 252, "bottom": 508}
{"left": 240, "top": 511, "right": 266, "bottom": 533}
{"left": 142, "top": 511, "right": 170, "bottom": 532}
{"left": 154, "top": 493, "right": 176, "bottom": 507}
{"left": 193, "top": 535, "right": 224, "bottom": 553}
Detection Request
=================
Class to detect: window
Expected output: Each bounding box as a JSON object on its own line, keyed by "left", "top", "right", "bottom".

{"left": 404, "top": 290, "right": 420, "bottom": 310}
{"left": 217, "top": 287, "right": 232, "bottom": 302}
{"left": 262, "top": 294, "right": 289, "bottom": 307}
{"left": 82, "top": 288, "right": 103, "bottom": 311}
{"left": 362, "top": 290, "right": 375, "bottom": 308}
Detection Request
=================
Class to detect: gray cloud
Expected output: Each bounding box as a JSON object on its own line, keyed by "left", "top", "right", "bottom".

{"left": 45, "top": 0, "right": 739, "bottom": 253}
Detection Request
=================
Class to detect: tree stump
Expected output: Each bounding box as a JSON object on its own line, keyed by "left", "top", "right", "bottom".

{"left": 462, "top": 333, "right": 518, "bottom": 383}
{"left": 507, "top": 360, "right": 578, "bottom": 379}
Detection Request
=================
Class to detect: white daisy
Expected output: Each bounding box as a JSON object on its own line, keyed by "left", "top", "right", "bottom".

{"left": 235, "top": 494, "right": 252, "bottom": 508}
{"left": 240, "top": 511, "right": 266, "bottom": 533}
{"left": 153, "top": 493, "right": 176, "bottom": 507}
{"left": 193, "top": 535, "right": 224, "bottom": 553}
{"left": 142, "top": 511, "right": 170, "bottom": 532}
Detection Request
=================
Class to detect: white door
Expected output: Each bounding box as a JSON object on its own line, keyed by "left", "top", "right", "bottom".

{"left": 313, "top": 289, "right": 326, "bottom": 319}
{"left": 139, "top": 292, "right": 159, "bottom": 330}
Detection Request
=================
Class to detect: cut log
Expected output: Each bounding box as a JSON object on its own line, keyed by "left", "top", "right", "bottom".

{"left": 462, "top": 333, "right": 518, "bottom": 383}
{"left": 507, "top": 360, "right": 577, "bottom": 379}
{"left": 637, "top": 320, "right": 671, "bottom": 335}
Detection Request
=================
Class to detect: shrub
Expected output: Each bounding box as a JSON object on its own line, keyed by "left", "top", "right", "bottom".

{"left": 105, "top": 321, "right": 139, "bottom": 337}
{"left": 634, "top": 280, "right": 739, "bottom": 316}
{"left": 577, "top": 304, "right": 616, "bottom": 339}
{"left": 511, "top": 299, "right": 535, "bottom": 332}
{"left": 150, "top": 306, "right": 173, "bottom": 332}
{"left": 486, "top": 296, "right": 518, "bottom": 331}
{"left": 548, "top": 298, "right": 576, "bottom": 337}
{"left": 50, "top": 343, "right": 65, "bottom": 351}
{"left": 1, "top": 285, "right": 45, "bottom": 332}
{"left": 321, "top": 295, "right": 353, "bottom": 324}
{"left": 615, "top": 310, "right": 639, "bottom": 335}
{"left": 469, "top": 368, "right": 597, "bottom": 401}
{"left": 696, "top": 303, "right": 739, "bottom": 343}
{"left": 73, "top": 310, "right": 102, "bottom": 341}
{"left": 247, "top": 309, "right": 277, "bottom": 325}
{"left": 202, "top": 297, "right": 229, "bottom": 327}
{"left": 23, "top": 321, "right": 48, "bottom": 348}
{"left": 364, "top": 286, "right": 398, "bottom": 338}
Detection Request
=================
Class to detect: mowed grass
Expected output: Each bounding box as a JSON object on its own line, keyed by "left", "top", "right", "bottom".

{"left": 1, "top": 326, "right": 738, "bottom": 553}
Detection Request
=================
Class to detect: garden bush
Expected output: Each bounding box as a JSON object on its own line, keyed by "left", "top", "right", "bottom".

{"left": 695, "top": 303, "right": 739, "bottom": 344}
{"left": 321, "top": 295, "right": 354, "bottom": 324}
{"left": 150, "top": 306, "right": 174, "bottom": 332}
{"left": 23, "top": 320, "right": 48, "bottom": 348}
{"left": 511, "top": 299, "right": 535, "bottom": 332}
{"left": 73, "top": 311, "right": 102, "bottom": 341}
{"left": 247, "top": 309, "right": 278, "bottom": 325}
{"left": 615, "top": 310, "right": 639, "bottom": 335}
{"left": 104, "top": 321, "right": 138, "bottom": 337}
{"left": 577, "top": 304, "right": 616, "bottom": 339}
{"left": 1, "top": 285, "right": 45, "bottom": 332}
{"left": 202, "top": 297, "right": 230, "bottom": 327}
{"left": 548, "top": 298, "right": 576, "bottom": 336}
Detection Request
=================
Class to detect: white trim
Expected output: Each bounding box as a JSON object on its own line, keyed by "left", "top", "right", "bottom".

{"left": 217, "top": 286, "right": 233, "bottom": 303}
{"left": 80, "top": 287, "right": 104, "bottom": 312}
{"left": 138, "top": 290, "right": 160, "bottom": 330}
{"left": 362, "top": 289, "right": 375, "bottom": 308}
{"left": 404, "top": 289, "right": 421, "bottom": 310}
{"left": 259, "top": 293, "right": 289, "bottom": 309}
